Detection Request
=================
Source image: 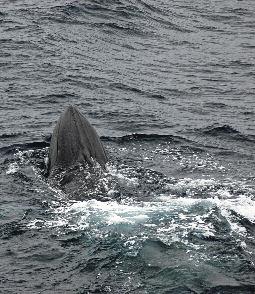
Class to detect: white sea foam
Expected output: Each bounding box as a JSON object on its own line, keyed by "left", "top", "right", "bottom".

{"left": 27, "top": 176, "right": 255, "bottom": 255}
{"left": 6, "top": 162, "right": 19, "bottom": 174}
{"left": 107, "top": 164, "right": 139, "bottom": 187}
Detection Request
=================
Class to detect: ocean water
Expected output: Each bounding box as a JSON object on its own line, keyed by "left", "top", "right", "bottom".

{"left": 0, "top": 0, "right": 255, "bottom": 293}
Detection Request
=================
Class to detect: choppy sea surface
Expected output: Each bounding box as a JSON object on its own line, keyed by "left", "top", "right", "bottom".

{"left": 0, "top": 0, "right": 255, "bottom": 293}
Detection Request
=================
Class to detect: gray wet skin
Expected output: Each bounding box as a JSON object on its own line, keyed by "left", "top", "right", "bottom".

{"left": 48, "top": 105, "right": 107, "bottom": 176}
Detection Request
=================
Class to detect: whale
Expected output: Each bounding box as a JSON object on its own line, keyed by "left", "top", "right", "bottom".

{"left": 48, "top": 105, "right": 107, "bottom": 176}
{"left": 47, "top": 105, "right": 111, "bottom": 200}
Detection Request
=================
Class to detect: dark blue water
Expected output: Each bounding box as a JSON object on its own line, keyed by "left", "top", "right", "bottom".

{"left": 0, "top": 0, "right": 255, "bottom": 293}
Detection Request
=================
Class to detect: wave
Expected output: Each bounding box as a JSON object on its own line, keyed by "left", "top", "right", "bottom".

{"left": 204, "top": 102, "right": 228, "bottom": 109}
{"left": 54, "top": 0, "right": 166, "bottom": 19}
{"left": 199, "top": 124, "right": 255, "bottom": 142}
{"left": 43, "top": 0, "right": 193, "bottom": 36}
{"left": 109, "top": 82, "right": 167, "bottom": 100}
{"left": 0, "top": 134, "right": 181, "bottom": 156}
{"left": 101, "top": 133, "right": 187, "bottom": 143}
{"left": 0, "top": 141, "right": 49, "bottom": 155}
{"left": 202, "top": 124, "right": 240, "bottom": 135}
{"left": 203, "top": 285, "right": 255, "bottom": 294}
{"left": 2, "top": 126, "right": 254, "bottom": 159}
{"left": 39, "top": 93, "right": 78, "bottom": 104}
{"left": 0, "top": 221, "right": 26, "bottom": 240}
{"left": 0, "top": 132, "right": 27, "bottom": 139}
{"left": 0, "top": 11, "right": 6, "bottom": 20}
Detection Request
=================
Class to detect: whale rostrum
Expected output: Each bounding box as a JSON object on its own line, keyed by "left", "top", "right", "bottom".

{"left": 48, "top": 105, "right": 107, "bottom": 176}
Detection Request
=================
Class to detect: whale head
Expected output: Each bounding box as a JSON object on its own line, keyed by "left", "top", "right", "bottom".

{"left": 48, "top": 105, "right": 107, "bottom": 176}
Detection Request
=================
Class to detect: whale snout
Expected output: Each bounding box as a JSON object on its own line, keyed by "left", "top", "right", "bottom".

{"left": 48, "top": 105, "right": 107, "bottom": 176}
